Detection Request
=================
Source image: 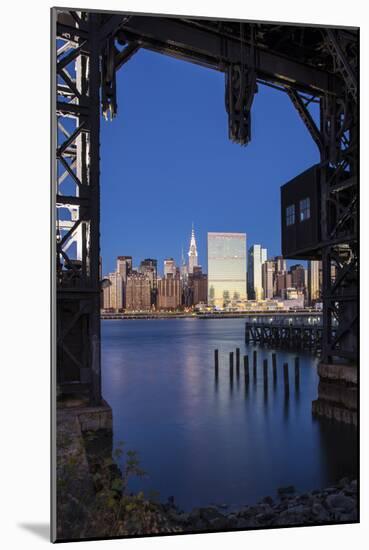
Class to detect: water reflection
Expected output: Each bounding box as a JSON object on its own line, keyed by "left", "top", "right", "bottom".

{"left": 102, "top": 318, "right": 357, "bottom": 511}
{"left": 283, "top": 390, "right": 290, "bottom": 422}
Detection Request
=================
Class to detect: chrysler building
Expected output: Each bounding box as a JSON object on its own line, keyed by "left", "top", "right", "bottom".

{"left": 188, "top": 223, "right": 199, "bottom": 274}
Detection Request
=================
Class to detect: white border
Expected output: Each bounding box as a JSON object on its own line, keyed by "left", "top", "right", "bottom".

{"left": 1, "top": 1, "right": 367, "bottom": 548}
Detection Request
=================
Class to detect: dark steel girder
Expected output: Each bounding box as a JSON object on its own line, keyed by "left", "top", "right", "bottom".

{"left": 325, "top": 29, "right": 357, "bottom": 103}
{"left": 119, "top": 16, "right": 343, "bottom": 96}
{"left": 286, "top": 88, "right": 323, "bottom": 152}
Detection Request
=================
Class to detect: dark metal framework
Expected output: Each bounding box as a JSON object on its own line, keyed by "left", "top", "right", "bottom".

{"left": 53, "top": 10, "right": 358, "bottom": 403}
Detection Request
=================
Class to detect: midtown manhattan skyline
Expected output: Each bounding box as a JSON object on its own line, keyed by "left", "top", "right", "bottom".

{"left": 100, "top": 48, "right": 319, "bottom": 275}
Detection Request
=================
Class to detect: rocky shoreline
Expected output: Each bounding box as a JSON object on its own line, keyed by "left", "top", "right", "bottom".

{"left": 161, "top": 478, "right": 358, "bottom": 532}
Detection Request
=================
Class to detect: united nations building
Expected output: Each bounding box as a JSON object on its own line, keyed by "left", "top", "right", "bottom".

{"left": 207, "top": 232, "right": 247, "bottom": 309}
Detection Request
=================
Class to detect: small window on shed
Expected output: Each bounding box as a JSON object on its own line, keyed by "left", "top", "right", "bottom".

{"left": 300, "top": 197, "right": 311, "bottom": 221}
{"left": 286, "top": 204, "right": 295, "bottom": 226}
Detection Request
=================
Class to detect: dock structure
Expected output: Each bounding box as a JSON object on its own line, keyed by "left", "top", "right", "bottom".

{"left": 244, "top": 313, "right": 328, "bottom": 351}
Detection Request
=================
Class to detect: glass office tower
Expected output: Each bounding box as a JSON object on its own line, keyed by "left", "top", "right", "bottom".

{"left": 207, "top": 232, "right": 247, "bottom": 309}
{"left": 248, "top": 244, "right": 267, "bottom": 301}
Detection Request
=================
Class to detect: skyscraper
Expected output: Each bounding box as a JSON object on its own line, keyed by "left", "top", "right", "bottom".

{"left": 275, "top": 256, "right": 287, "bottom": 273}
{"left": 140, "top": 258, "right": 158, "bottom": 306}
{"left": 261, "top": 247, "right": 267, "bottom": 265}
{"left": 207, "top": 232, "right": 247, "bottom": 309}
{"left": 157, "top": 273, "right": 182, "bottom": 310}
{"left": 308, "top": 260, "right": 322, "bottom": 305}
{"left": 275, "top": 271, "right": 292, "bottom": 297}
{"left": 164, "top": 258, "right": 176, "bottom": 277}
{"left": 248, "top": 244, "right": 267, "bottom": 301}
{"left": 185, "top": 265, "right": 208, "bottom": 306}
{"left": 107, "top": 271, "right": 124, "bottom": 310}
{"left": 116, "top": 256, "right": 132, "bottom": 283}
{"left": 262, "top": 260, "right": 275, "bottom": 300}
{"left": 291, "top": 264, "right": 306, "bottom": 292}
{"left": 188, "top": 223, "right": 199, "bottom": 274}
{"left": 125, "top": 272, "right": 151, "bottom": 311}
{"left": 180, "top": 247, "right": 188, "bottom": 279}
{"left": 102, "top": 280, "right": 111, "bottom": 310}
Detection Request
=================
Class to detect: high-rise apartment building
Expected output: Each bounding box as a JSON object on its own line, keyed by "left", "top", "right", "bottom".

{"left": 261, "top": 247, "right": 267, "bottom": 265}
{"left": 189, "top": 266, "right": 208, "bottom": 305}
{"left": 307, "top": 260, "right": 322, "bottom": 305}
{"left": 102, "top": 281, "right": 111, "bottom": 309}
{"left": 262, "top": 260, "right": 275, "bottom": 300}
{"left": 125, "top": 272, "right": 151, "bottom": 311}
{"left": 180, "top": 248, "right": 188, "bottom": 280}
{"left": 275, "top": 256, "right": 287, "bottom": 273}
{"left": 275, "top": 271, "right": 292, "bottom": 297}
{"left": 164, "top": 258, "right": 176, "bottom": 277}
{"left": 115, "top": 256, "right": 133, "bottom": 308}
{"left": 106, "top": 271, "right": 124, "bottom": 310}
{"left": 140, "top": 258, "right": 157, "bottom": 280}
{"left": 290, "top": 264, "right": 306, "bottom": 291}
{"left": 157, "top": 273, "right": 182, "bottom": 310}
{"left": 140, "top": 258, "right": 158, "bottom": 306}
{"left": 248, "top": 244, "right": 267, "bottom": 301}
{"left": 116, "top": 256, "right": 132, "bottom": 283}
{"left": 208, "top": 232, "right": 247, "bottom": 309}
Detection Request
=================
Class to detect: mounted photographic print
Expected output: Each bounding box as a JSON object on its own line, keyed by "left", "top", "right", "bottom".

{"left": 51, "top": 6, "right": 359, "bottom": 543}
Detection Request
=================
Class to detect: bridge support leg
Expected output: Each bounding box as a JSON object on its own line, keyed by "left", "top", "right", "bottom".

{"left": 54, "top": 11, "right": 104, "bottom": 406}
{"left": 314, "top": 45, "right": 358, "bottom": 425}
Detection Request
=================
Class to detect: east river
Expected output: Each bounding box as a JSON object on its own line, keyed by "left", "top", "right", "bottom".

{"left": 101, "top": 318, "right": 357, "bottom": 511}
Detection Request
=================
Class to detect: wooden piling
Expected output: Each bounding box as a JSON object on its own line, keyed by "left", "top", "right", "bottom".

{"left": 236, "top": 348, "right": 240, "bottom": 376}
{"left": 253, "top": 349, "right": 257, "bottom": 378}
{"left": 214, "top": 349, "right": 219, "bottom": 379}
{"left": 229, "top": 352, "right": 234, "bottom": 378}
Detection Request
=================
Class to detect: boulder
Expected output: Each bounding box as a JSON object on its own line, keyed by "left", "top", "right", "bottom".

{"left": 209, "top": 516, "right": 230, "bottom": 531}
{"left": 175, "top": 512, "right": 190, "bottom": 524}
{"left": 311, "top": 502, "right": 330, "bottom": 522}
{"left": 200, "top": 506, "right": 224, "bottom": 521}
{"left": 326, "top": 494, "right": 356, "bottom": 513}
{"left": 255, "top": 512, "right": 275, "bottom": 524}
{"left": 236, "top": 518, "right": 250, "bottom": 530}
{"left": 338, "top": 510, "right": 358, "bottom": 522}
{"left": 193, "top": 518, "right": 207, "bottom": 531}
{"left": 274, "top": 505, "right": 308, "bottom": 526}
{"left": 237, "top": 506, "right": 251, "bottom": 518}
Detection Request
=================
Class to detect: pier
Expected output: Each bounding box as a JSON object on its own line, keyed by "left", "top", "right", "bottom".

{"left": 244, "top": 313, "right": 331, "bottom": 351}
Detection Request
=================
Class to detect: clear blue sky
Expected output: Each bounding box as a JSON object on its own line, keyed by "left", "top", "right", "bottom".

{"left": 100, "top": 48, "right": 319, "bottom": 276}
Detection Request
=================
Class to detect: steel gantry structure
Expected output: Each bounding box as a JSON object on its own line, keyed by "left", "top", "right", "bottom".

{"left": 52, "top": 9, "right": 358, "bottom": 408}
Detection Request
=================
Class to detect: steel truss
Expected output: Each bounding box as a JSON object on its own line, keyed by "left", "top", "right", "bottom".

{"left": 319, "top": 36, "right": 358, "bottom": 362}
{"left": 54, "top": 11, "right": 103, "bottom": 403}
{"left": 53, "top": 10, "right": 358, "bottom": 404}
{"left": 286, "top": 35, "right": 358, "bottom": 363}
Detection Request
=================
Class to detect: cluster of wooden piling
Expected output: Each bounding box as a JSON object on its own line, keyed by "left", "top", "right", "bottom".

{"left": 214, "top": 349, "right": 300, "bottom": 394}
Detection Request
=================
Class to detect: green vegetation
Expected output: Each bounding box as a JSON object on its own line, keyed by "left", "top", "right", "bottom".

{"left": 57, "top": 436, "right": 181, "bottom": 540}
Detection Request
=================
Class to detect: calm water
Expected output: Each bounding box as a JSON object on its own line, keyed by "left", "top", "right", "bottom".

{"left": 101, "top": 318, "right": 357, "bottom": 511}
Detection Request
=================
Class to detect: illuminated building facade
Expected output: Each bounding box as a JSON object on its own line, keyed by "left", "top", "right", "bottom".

{"left": 207, "top": 232, "right": 247, "bottom": 309}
